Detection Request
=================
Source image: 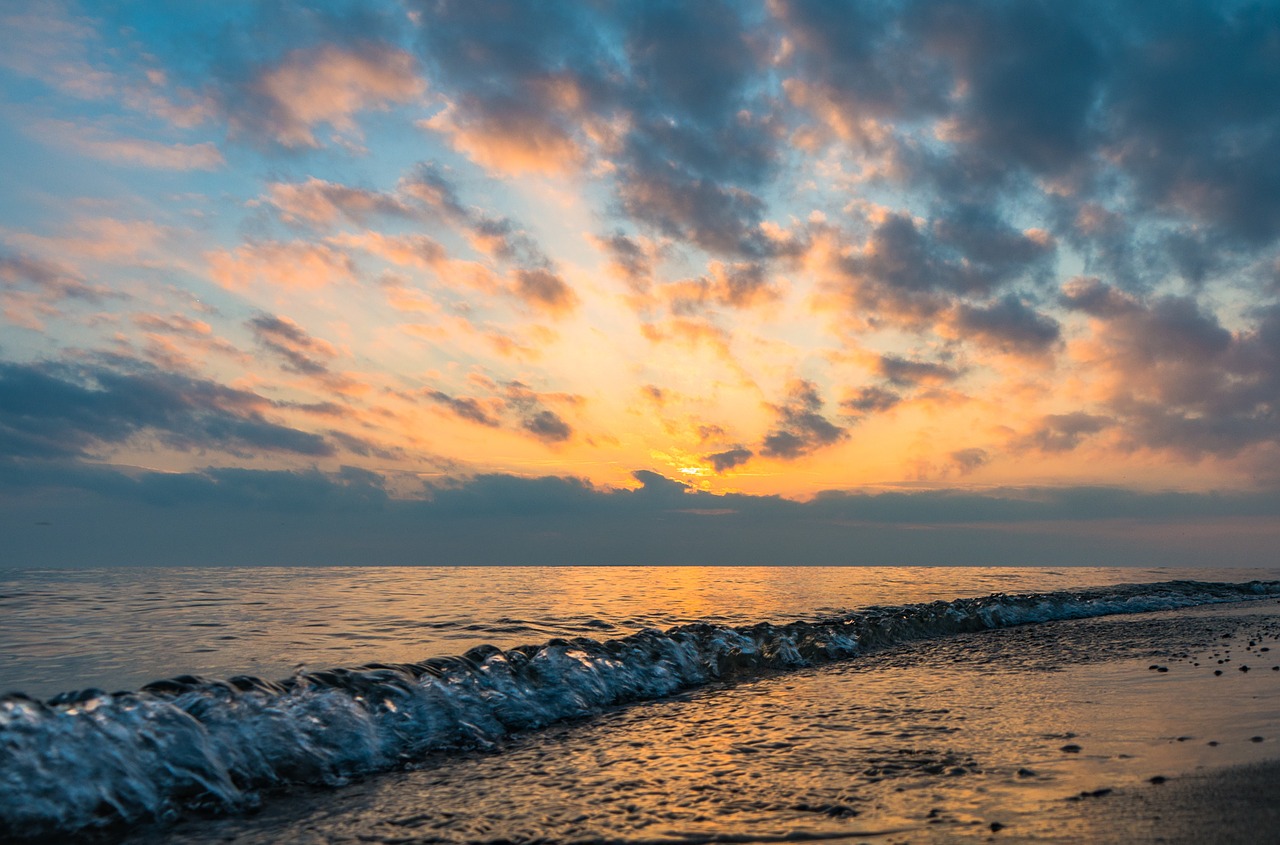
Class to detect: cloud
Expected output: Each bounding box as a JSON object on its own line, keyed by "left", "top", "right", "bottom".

{"left": 761, "top": 379, "right": 847, "bottom": 459}
{"left": 207, "top": 240, "right": 357, "bottom": 290}
{"left": 1014, "top": 413, "right": 1113, "bottom": 453}
{"left": 1104, "top": 2, "right": 1280, "bottom": 246}
{"left": 664, "top": 261, "right": 782, "bottom": 315}
{"left": 424, "top": 379, "right": 579, "bottom": 445}
{"left": 949, "top": 447, "right": 989, "bottom": 474}
{"left": 876, "top": 354, "right": 961, "bottom": 387}
{"left": 504, "top": 380, "right": 575, "bottom": 443}
{"left": 247, "top": 313, "right": 340, "bottom": 377}
{"left": 262, "top": 177, "right": 417, "bottom": 227}
{"left": 0, "top": 252, "right": 115, "bottom": 328}
{"left": 8, "top": 466, "right": 1280, "bottom": 567}
{"left": 1064, "top": 284, "right": 1280, "bottom": 459}
{"left": 950, "top": 295, "right": 1061, "bottom": 355}
{"left": 30, "top": 118, "right": 224, "bottom": 170}
{"left": 425, "top": 390, "right": 501, "bottom": 427}
{"left": 592, "top": 230, "right": 655, "bottom": 292}
{"left": 233, "top": 43, "right": 425, "bottom": 149}
{"left": 841, "top": 386, "right": 902, "bottom": 416}
{"left": 0, "top": 360, "right": 333, "bottom": 461}
{"left": 513, "top": 268, "right": 578, "bottom": 315}
{"left": 704, "top": 446, "right": 753, "bottom": 473}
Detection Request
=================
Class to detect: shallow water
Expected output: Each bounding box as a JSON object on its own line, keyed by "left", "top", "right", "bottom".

{"left": 3, "top": 566, "right": 1280, "bottom": 842}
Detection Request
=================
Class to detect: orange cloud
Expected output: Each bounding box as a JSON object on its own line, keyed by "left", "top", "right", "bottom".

{"left": 207, "top": 240, "right": 357, "bottom": 290}
{"left": 263, "top": 178, "right": 415, "bottom": 227}
{"left": 421, "top": 101, "right": 585, "bottom": 176}
{"left": 247, "top": 44, "right": 425, "bottom": 148}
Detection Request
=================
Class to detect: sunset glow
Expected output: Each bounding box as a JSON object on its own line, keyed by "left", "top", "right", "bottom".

{"left": 3, "top": 0, "right": 1280, "bottom": 565}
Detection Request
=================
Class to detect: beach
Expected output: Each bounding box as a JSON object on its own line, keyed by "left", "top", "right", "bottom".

{"left": 123, "top": 599, "right": 1280, "bottom": 844}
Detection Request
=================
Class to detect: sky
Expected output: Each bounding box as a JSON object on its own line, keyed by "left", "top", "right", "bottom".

{"left": 3, "top": 0, "right": 1280, "bottom": 567}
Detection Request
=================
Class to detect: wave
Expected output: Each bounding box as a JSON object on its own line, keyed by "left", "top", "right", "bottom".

{"left": 2, "top": 579, "right": 1277, "bottom": 839}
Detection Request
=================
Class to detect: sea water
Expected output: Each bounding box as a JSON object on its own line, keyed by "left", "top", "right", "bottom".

{"left": 3, "top": 566, "right": 1280, "bottom": 842}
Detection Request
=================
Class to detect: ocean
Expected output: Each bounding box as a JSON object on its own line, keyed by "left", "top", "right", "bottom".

{"left": 3, "top": 566, "right": 1280, "bottom": 843}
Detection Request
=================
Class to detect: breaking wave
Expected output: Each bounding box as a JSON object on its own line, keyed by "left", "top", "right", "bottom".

{"left": 2, "top": 579, "right": 1277, "bottom": 839}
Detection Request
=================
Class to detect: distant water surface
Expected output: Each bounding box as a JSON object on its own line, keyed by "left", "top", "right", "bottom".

{"left": 2, "top": 565, "right": 1277, "bottom": 699}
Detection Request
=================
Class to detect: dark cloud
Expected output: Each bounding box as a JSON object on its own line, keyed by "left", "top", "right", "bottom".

{"left": 952, "top": 296, "right": 1061, "bottom": 355}
{"left": 1016, "top": 413, "right": 1113, "bottom": 453}
{"left": 909, "top": 0, "right": 1105, "bottom": 177}
{"left": 842, "top": 386, "right": 902, "bottom": 416}
{"left": 7, "top": 466, "right": 1280, "bottom": 567}
{"left": 513, "top": 268, "right": 578, "bottom": 315}
{"left": 704, "top": 446, "right": 753, "bottom": 474}
{"left": 596, "top": 231, "right": 653, "bottom": 292}
{"left": 425, "top": 390, "right": 501, "bottom": 427}
{"left": 0, "top": 253, "right": 106, "bottom": 302}
{"left": 761, "top": 379, "right": 847, "bottom": 459}
{"left": 836, "top": 210, "right": 1055, "bottom": 326}
{"left": 521, "top": 409, "right": 572, "bottom": 443}
{"left": 398, "top": 161, "right": 471, "bottom": 220}
{"left": 247, "top": 313, "right": 339, "bottom": 377}
{"left": 774, "top": 0, "right": 945, "bottom": 122}
{"left": 1104, "top": 2, "right": 1280, "bottom": 246}
{"left": 0, "top": 360, "right": 333, "bottom": 460}
{"left": 949, "top": 447, "right": 989, "bottom": 474}
{"left": 1064, "top": 288, "right": 1280, "bottom": 459}
{"left": 423, "top": 380, "right": 578, "bottom": 444}
{"left": 616, "top": 159, "right": 777, "bottom": 258}
{"left": 877, "top": 355, "right": 961, "bottom": 387}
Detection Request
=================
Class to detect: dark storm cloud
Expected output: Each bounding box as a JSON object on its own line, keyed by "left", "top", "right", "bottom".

{"left": 761, "top": 379, "right": 847, "bottom": 459}
{"left": 952, "top": 296, "right": 1061, "bottom": 355}
{"left": 0, "top": 361, "right": 333, "bottom": 460}
{"left": 704, "top": 446, "right": 753, "bottom": 474}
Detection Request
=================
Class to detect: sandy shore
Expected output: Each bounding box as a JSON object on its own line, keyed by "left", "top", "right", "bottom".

{"left": 1046, "top": 758, "right": 1280, "bottom": 844}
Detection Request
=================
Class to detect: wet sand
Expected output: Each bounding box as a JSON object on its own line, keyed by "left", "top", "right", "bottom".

{"left": 118, "top": 599, "right": 1280, "bottom": 844}
{"left": 1058, "top": 758, "right": 1280, "bottom": 844}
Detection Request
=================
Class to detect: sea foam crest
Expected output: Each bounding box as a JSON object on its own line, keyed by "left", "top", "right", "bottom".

{"left": 1, "top": 579, "right": 1276, "bottom": 839}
